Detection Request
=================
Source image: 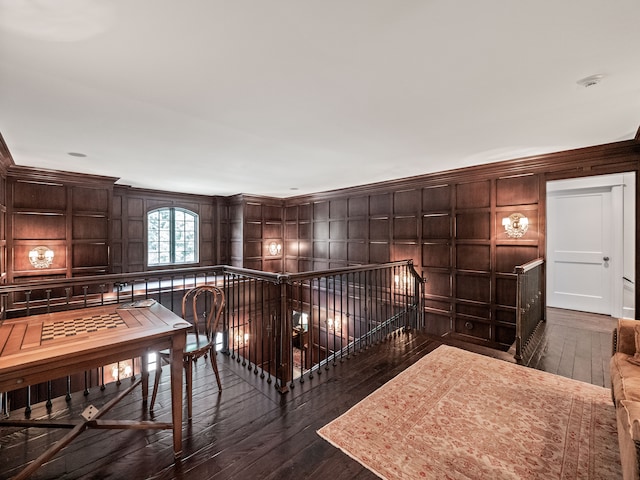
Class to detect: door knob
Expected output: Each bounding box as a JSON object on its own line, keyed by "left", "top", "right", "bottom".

{"left": 603, "top": 256, "right": 610, "bottom": 262}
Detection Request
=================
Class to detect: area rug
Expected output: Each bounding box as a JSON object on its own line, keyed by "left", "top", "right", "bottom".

{"left": 317, "top": 345, "right": 621, "bottom": 479}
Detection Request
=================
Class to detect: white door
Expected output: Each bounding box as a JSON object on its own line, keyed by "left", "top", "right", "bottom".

{"left": 547, "top": 184, "right": 614, "bottom": 315}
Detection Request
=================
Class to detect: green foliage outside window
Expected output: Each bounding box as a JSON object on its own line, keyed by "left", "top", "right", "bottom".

{"left": 148, "top": 207, "right": 198, "bottom": 266}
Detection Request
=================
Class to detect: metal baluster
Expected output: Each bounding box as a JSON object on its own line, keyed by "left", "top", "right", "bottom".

{"left": 24, "top": 386, "right": 31, "bottom": 417}
{"left": 245, "top": 279, "right": 251, "bottom": 369}
{"left": 346, "top": 273, "right": 351, "bottom": 360}
{"left": 83, "top": 285, "right": 88, "bottom": 307}
{"left": 260, "top": 280, "right": 266, "bottom": 379}
{"left": 84, "top": 371, "right": 90, "bottom": 396}
{"left": 46, "top": 380, "right": 52, "bottom": 411}
{"left": 253, "top": 280, "right": 259, "bottom": 375}
{"left": 309, "top": 278, "right": 316, "bottom": 379}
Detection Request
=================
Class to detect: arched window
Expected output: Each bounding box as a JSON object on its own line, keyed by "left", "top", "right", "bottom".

{"left": 147, "top": 207, "right": 198, "bottom": 266}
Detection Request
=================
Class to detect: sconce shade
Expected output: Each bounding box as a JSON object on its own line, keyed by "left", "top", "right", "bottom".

{"left": 28, "top": 246, "right": 54, "bottom": 268}
{"left": 267, "top": 241, "right": 282, "bottom": 256}
{"left": 502, "top": 213, "right": 529, "bottom": 238}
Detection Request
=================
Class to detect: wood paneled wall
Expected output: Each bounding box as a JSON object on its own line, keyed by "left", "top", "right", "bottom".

{"left": 229, "top": 195, "right": 284, "bottom": 273}
{"left": 283, "top": 140, "right": 640, "bottom": 349}
{"left": 1, "top": 136, "right": 639, "bottom": 349}
{"left": 5, "top": 167, "right": 117, "bottom": 283}
{"left": 111, "top": 186, "right": 226, "bottom": 273}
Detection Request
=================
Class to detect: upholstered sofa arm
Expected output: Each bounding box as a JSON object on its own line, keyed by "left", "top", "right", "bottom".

{"left": 622, "top": 400, "right": 640, "bottom": 441}
{"left": 616, "top": 319, "right": 639, "bottom": 356}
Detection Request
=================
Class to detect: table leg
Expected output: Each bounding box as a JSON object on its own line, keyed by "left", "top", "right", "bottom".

{"left": 141, "top": 354, "right": 149, "bottom": 405}
{"left": 170, "top": 333, "right": 185, "bottom": 457}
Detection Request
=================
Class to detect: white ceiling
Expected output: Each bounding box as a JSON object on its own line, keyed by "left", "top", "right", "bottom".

{"left": 1, "top": 1, "right": 639, "bottom": 198}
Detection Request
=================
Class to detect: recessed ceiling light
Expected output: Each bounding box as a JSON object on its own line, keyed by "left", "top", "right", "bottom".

{"left": 290, "top": 187, "right": 299, "bottom": 191}
{"left": 67, "top": 152, "right": 87, "bottom": 157}
{"left": 576, "top": 74, "right": 604, "bottom": 88}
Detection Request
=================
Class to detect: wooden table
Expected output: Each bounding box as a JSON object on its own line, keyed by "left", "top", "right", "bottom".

{"left": 0, "top": 300, "right": 190, "bottom": 479}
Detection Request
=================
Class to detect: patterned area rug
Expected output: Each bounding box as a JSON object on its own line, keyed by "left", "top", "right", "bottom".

{"left": 317, "top": 345, "right": 621, "bottom": 479}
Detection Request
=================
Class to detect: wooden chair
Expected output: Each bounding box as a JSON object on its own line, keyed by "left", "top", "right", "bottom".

{"left": 150, "top": 285, "right": 224, "bottom": 420}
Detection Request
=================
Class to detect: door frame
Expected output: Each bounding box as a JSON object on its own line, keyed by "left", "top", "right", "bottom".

{"left": 546, "top": 173, "right": 633, "bottom": 318}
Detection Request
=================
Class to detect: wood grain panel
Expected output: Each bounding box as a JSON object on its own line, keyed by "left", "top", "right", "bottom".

{"left": 348, "top": 241, "right": 367, "bottom": 262}
{"left": 285, "top": 205, "right": 298, "bottom": 221}
{"left": 330, "top": 199, "right": 347, "bottom": 219}
{"left": 422, "top": 214, "right": 451, "bottom": 238}
{"left": 348, "top": 219, "right": 366, "bottom": 240}
{"left": 456, "top": 273, "right": 490, "bottom": 303}
{"left": 348, "top": 196, "right": 368, "bottom": 217}
{"left": 13, "top": 213, "right": 66, "bottom": 239}
{"left": 245, "top": 203, "right": 262, "bottom": 219}
{"left": 391, "top": 242, "right": 419, "bottom": 263}
{"left": 286, "top": 240, "right": 299, "bottom": 256}
{"left": 263, "top": 222, "right": 281, "bottom": 238}
{"left": 314, "top": 241, "right": 328, "bottom": 258}
{"left": 330, "top": 220, "right": 346, "bottom": 239}
{"left": 73, "top": 243, "right": 108, "bottom": 267}
{"left": 263, "top": 204, "right": 281, "bottom": 220}
{"left": 127, "top": 198, "right": 144, "bottom": 217}
{"left": 496, "top": 174, "right": 539, "bottom": 206}
{"left": 314, "top": 201, "right": 329, "bottom": 220}
{"left": 456, "top": 303, "right": 490, "bottom": 320}
{"left": 370, "top": 218, "right": 389, "bottom": 240}
{"left": 299, "top": 222, "right": 311, "bottom": 239}
{"left": 424, "top": 270, "right": 451, "bottom": 297}
{"left": 393, "top": 216, "right": 417, "bottom": 239}
{"left": 495, "top": 308, "right": 516, "bottom": 324}
{"left": 423, "top": 185, "right": 451, "bottom": 211}
{"left": 495, "top": 276, "right": 517, "bottom": 307}
{"left": 244, "top": 241, "right": 262, "bottom": 257}
{"left": 369, "top": 194, "right": 390, "bottom": 216}
{"left": 456, "top": 212, "right": 490, "bottom": 240}
{"left": 13, "top": 182, "right": 66, "bottom": 210}
{"left": 329, "top": 242, "right": 347, "bottom": 260}
{"left": 394, "top": 189, "right": 420, "bottom": 214}
{"left": 73, "top": 216, "right": 108, "bottom": 240}
{"left": 369, "top": 242, "right": 390, "bottom": 263}
{"left": 285, "top": 222, "right": 298, "bottom": 240}
{"left": 128, "top": 220, "right": 143, "bottom": 240}
{"left": 456, "top": 244, "right": 490, "bottom": 271}
{"left": 495, "top": 245, "right": 539, "bottom": 273}
{"left": 127, "top": 242, "right": 144, "bottom": 265}
{"left": 424, "top": 311, "right": 451, "bottom": 336}
{"left": 424, "top": 298, "right": 451, "bottom": 313}
{"left": 313, "top": 221, "right": 328, "bottom": 240}
{"left": 422, "top": 243, "right": 451, "bottom": 268}
{"left": 456, "top": 180, "right": 490, "bottom": 209}
{"left": 298, "top": 203, "right": 312, "bottom": 221}
{"left": 73, "top": 187, "right": 108, "bottom": 212}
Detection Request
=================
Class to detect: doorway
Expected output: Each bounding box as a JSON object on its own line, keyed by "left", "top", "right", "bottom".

{"left": 546, "top": 173, "right": 635, "bottom": 318}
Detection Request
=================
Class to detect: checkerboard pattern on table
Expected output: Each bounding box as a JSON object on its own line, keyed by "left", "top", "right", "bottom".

{"left": 41, "top": 312, "right": 126, "bottom": 341}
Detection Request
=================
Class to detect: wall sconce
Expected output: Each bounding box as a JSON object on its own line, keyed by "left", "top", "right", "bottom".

{"left": 28, "top": 246, "right": 54, "bottom": 269}
{"left": 111, "top": 361, "right": 133, "bottom": 381}
{"left": 326, "top": 317, "right": 341, "bottom": 332}
{"left": 267, "top": 241, "right": 282, "bottom": 256}
{"left": 502, "top": 213, "right": 529, "bottom": 238}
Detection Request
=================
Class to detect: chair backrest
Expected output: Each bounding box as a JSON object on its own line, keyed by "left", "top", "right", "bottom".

{"left": 181, "top": 285, "right": 225, "bottom": 341}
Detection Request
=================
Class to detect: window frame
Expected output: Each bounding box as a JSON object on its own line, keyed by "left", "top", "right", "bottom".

{"left": 147, "top": 207, "right": 199, "bottom": 267}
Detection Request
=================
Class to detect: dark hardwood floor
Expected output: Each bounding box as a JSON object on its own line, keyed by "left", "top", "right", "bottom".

{"left": 0, "top": 308, "right": 619, "bottom": 479}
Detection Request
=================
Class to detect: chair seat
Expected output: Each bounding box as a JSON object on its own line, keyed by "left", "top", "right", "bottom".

{"left": 157, "top": 332, "right": 212, "bottom": 357}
